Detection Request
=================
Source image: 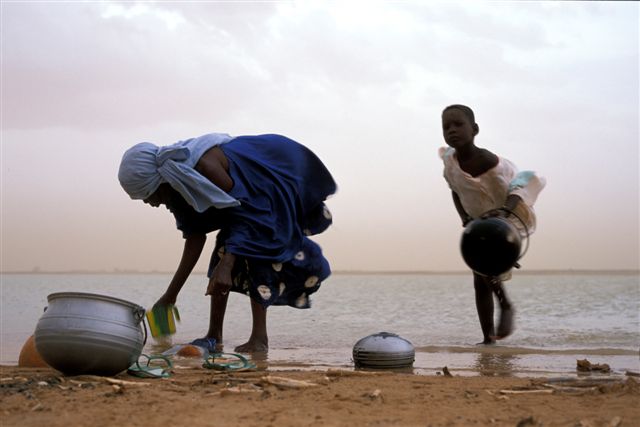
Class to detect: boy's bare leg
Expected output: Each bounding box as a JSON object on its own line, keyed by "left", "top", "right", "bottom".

{"left": 488, "top": 277, "right": 514, "bottom": 340}
{"left": 474, "top": 273, "right": 495, "bottom": 345}
{"left": 234, "top": 298, "right": 268, "bottom": 353}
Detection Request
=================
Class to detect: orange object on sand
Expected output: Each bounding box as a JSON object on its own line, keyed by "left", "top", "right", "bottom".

{"left": 176, "top": 344, "right": 204, "bottom": 358}
{"left": 18, "top": 335, "right": 49, "bottom": 368}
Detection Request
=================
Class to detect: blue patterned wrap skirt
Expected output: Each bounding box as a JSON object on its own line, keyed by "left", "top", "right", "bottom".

{"left": 203, "top": 134, "right": 336, "bottom": 309}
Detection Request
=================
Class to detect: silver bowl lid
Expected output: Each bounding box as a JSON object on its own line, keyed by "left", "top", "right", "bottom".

{"left": 352, "top": 332, "right": 415, "bottom": 369}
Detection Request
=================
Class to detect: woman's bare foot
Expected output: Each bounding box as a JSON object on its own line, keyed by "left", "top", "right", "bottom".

{"left": 234, "top": 299, "right": 269, "bottom": 353}
{"left": 201, "top": 336, "right": 224, "bottom": 352}
{"left": 234, "top": 339, "right": 268, "bottom": 353}
{"left": 190, "top": 337, "right": 218, "bottom": 353}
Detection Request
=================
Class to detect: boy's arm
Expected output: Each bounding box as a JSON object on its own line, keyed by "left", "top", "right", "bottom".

{"left": 452, "top": 191, "right": 472, "bottom": 226}
{"left": 155, "top": 233, "right": 207, "bottom": 307}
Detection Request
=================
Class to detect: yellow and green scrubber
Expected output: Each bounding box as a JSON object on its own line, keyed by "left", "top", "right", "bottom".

{"left": 145, "top": 305, "right": 180, "bottom": 338}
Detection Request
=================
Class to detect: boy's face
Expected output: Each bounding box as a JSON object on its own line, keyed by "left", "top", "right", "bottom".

{"left": 442, "top": 108, "right": 478, "bottom": 149}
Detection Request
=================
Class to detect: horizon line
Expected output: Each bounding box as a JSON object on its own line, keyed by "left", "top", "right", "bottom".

{"left": 1, "top": 269, "right": 638, "bottom": 276}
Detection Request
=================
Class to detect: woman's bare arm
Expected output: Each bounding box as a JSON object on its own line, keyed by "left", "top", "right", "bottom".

{"left": 195, "top": 147, "right": 234, "bottom": 192}
{"left": 155, "top": 233, "right": 207, "bottom": 306}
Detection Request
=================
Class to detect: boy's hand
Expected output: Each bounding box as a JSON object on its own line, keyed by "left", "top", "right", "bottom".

{"left": 503, "top": 194, "right": 523, "bottom": 212}
{"left": 482, "top": 208, "right": 509, "bottom": 219}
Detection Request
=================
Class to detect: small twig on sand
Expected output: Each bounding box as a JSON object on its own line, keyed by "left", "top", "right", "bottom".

{"left": 71, "top": 376, "right": 151, "bottom": 386}
{"left": 261, "top": 375, "right": 319, "bottom": 389}
{"left": 326, "top": 369, "right": 392, "bottom": 377}
{"left": 499, "top": 389, "right": 554, "bottom": 395}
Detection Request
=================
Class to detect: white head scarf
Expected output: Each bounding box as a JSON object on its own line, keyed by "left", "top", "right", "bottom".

{"left": 118, "top": 133, "right": 240, "bottom": 212}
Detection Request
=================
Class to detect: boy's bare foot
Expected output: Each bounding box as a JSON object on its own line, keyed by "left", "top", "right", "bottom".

{"left": 234, "top": 339, "right": 268, "bottom": 353}
{"left": 476, "top": 338, "right": 495, "bottom": 345}
{"left": 494, "top": 307, "right": 515, "bottom": 340}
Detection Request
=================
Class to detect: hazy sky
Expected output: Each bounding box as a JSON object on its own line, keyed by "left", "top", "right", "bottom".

{"left": 1, "top": 1, "right": 638, "bottom": 273}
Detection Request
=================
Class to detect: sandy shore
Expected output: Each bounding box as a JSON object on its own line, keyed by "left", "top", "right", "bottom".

{"left": 1, "top": 362, "right": 638, "bottom": 427}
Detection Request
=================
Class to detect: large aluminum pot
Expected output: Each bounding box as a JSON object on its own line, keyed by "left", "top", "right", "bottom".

{"left": 34, "top": 292, "right": 146, "bottom": 376}
{"left": 352, "top": 332, "right": 415, "bottom": 369}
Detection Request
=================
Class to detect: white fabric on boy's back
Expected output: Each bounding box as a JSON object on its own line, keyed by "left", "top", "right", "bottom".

{"left": 439, "top": 146, "right": 545, "bottom": 233}
{"left": 507, "top": 170, "right": 546, "bottom": 209}
{"left": 118, "top": 133, "right": 241, "bottom": 212}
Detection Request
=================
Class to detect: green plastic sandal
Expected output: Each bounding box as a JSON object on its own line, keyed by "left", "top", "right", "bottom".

{"left": 202, "top": 353, "right": 257, "bottom": 371}
{"left": 128, "top": 354, "right": 173, "bottom": 378}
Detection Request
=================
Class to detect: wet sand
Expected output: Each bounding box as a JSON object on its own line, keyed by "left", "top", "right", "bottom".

{"left": 2, "top": 360, "right": 639, "bottom": 427}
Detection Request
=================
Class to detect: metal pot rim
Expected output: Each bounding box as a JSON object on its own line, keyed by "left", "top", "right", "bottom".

{"left": 47, "top": 292, "right": 143, "bottom": 311}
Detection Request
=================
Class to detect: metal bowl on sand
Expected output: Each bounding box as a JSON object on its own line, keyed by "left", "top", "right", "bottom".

{"left": 352, "top": 332, "right": 415, "bottom": 369}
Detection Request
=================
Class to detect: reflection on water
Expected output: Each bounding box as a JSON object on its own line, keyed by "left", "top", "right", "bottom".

{"left": 474, "top": 351, "right": 518, "bottom": 376}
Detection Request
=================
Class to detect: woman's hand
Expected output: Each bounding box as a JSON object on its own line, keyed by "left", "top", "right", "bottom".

{"left": 153, "top": 292, "right": 177, "bottom": 309}
{"left": 206, "top": 252, "right": 236, "bottom": 296}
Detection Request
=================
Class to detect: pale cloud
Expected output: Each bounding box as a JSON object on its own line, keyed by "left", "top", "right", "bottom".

{"left": 2, "top": 2, "right": 277, "bottom": 130}
{"left": 100, "top": 2, "right": 187, "bottom": 30}
{"left": 1, "top": 1, "right": 638, "bottom": 272}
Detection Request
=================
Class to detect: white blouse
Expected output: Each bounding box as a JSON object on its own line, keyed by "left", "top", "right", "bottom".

{"left": 439, "top": 146, "right": 546, "bottom": 234}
